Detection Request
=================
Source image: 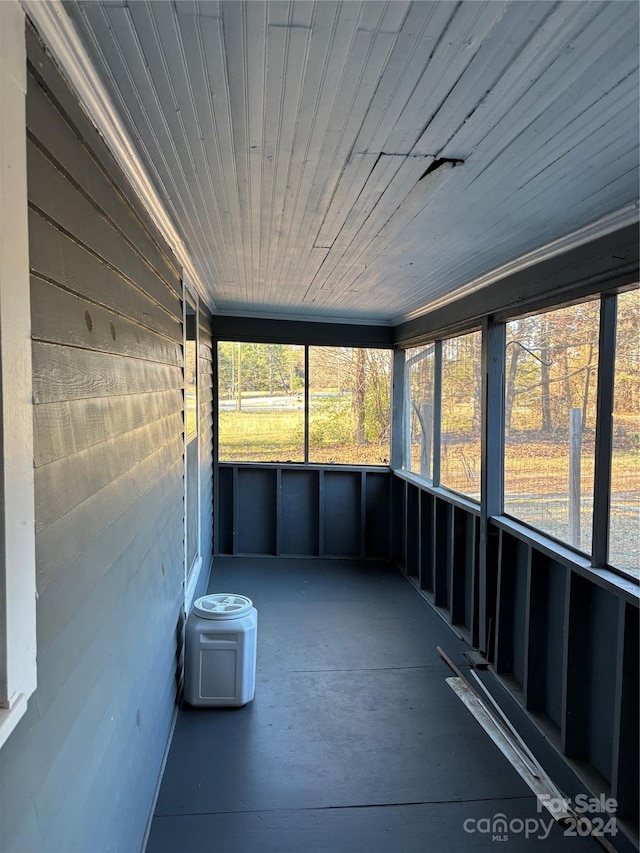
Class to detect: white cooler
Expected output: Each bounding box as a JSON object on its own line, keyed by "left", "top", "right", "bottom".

{"left": 184, "top": 593, "right": 257, "bottom": 707}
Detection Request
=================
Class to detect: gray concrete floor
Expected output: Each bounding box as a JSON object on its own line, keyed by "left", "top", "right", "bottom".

{"left": 146, "top": 558, "right": 602, "bottom": 852}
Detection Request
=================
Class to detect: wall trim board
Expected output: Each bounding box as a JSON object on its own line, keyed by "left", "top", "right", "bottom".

{"left": 394, "top": 203, "right": 639, "bottom": 328}
{"left": 393, "top": 469, "right": 481, "bottom": 517}
{"left": 218, "top": 461, "right": 390, "bottom": 474}
{"left": 491, "top": 516, "right": 639, "bottom": 606}
{"left": 21, "top": 0, "right": 210, "bottom": 310}
{"left": 0, "top": 0, "right": 37, "bottom": 750}
{"left": 212, "top": 316, "right": 394, "bottom": 347}
{"left": 394, "top": 224, "right": 639, "bottom": 347}
{"left": 140, "top": 702, "right": 180, "bottom": 853}
{"left": 392, "top": 471, "right": 638, "bottom": 605}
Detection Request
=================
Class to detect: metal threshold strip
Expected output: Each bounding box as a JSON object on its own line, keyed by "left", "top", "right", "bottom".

{"left": 437, "top": 646, "right": 619, "bottom": 853}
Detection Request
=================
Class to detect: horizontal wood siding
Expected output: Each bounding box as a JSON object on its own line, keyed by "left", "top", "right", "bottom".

{"left": 0, "top": 27, "right": 193, "bottom": 853}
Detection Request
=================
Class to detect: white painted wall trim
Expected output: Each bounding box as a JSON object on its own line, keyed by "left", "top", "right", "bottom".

{"left": 0, "top": 0, "right": 37, "bottom": 749}
{"left": 183, "top": 281, "right": 201, "bottom": 617}
{"left": 21, "top": 0, "right": 212, "bottom": 310}
{"left": 395, "top": 200, "right": 640, "bottom": 325}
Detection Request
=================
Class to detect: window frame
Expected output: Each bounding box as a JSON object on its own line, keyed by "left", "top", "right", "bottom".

{"left": 216, "top": 341, "right": 394, "bottom": 467}
{"left": 398, "top": 290, "right": 639, "bottom": 585}
{"left": 502, "top": 298, "right": 602, "bottom": 558}
{"left": 183, "top": 284, "right": 202, "bottom": 614}
{"left": 0, "top": 2, "right": 37, "bottom": 748}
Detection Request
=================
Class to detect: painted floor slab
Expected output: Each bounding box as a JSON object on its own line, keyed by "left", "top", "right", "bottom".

{"left": 147, "top": 558, "right": 600, "bottom": 852}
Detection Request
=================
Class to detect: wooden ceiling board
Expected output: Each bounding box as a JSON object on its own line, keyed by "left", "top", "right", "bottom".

{"left": 64, "top": 0, "right": 639, "bottom": 323}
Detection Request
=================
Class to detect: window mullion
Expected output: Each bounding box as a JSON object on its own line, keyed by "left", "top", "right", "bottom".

{"left": 432, "top": 341, "right": 442, "bottom": 487}
{"left": 592, "top": 293, "right": 617, "bottom": 567}
{"left": 391, "top": 349, "right": 405, "bottom": 470}
{"left": 304, "top": 345, "right": 309, "bottom": 464}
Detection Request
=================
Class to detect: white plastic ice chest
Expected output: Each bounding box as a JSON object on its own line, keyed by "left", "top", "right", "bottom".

{"left": 184, "top": 593, "right": 257, "bottom": 707}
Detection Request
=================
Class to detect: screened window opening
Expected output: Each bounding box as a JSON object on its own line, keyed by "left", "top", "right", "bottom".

{"left": 405, "top": 344, "right": 435, "bottom": 480}
{"left": 440, "top": 331, "right": 482, "bottom": 500}
{"left": 609, "top": 288, "right": 639, "bottom": 577}
{"left": 218, "top": 343, "right": 305, "bottom": 462}
{"left": 308, "top": 347, "right": 391, "bottom": 465}
{"left": 217, "top": 343, "right": 391, "bottom": 465}
{"left": 504, "top": 301, "right": 600, "bottom": 553}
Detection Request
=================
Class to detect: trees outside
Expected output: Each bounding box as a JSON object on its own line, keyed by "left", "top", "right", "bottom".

{"left": 218, "top": 342, "right": 304, "bottom": 408}
{"left": 217, "top": 342, "right": 392, "bottom": 465}
{"left": 504, "top": 301, "right": 601, "bottom": 553}
{"left": 406, "top": 344, "right": 435, "bottom": 478}
{"left": 439, "top": 331, "right": 482, "bottom": 498}
{"left": 609, "top": 289, "right": 640, "bottom": 574}
{"left": 505, "top": 301, "right": 600, "bottom": 438}
{"left": 308, "top": 346, "right": 391, "bottom": 463}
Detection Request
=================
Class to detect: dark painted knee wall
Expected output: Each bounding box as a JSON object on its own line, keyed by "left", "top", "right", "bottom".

{"left": 216, "top": 462, "right": 639, "bottom": 827}
{"left": 392, "top": 472, "right": 639, "bottom": 827}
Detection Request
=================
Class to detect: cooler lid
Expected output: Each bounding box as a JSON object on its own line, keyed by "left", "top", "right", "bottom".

{"left": 193, "top": 593, "right": 254, "bottom": 620}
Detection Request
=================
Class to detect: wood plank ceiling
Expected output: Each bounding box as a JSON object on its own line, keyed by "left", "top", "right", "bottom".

{"left": 64, "top": 0, "right": 639, "bottom": 324}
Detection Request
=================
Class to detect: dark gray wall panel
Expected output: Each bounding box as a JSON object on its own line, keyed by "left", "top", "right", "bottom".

{"left": 216, "top": 465, "right": 390, "bottom": 561}
{"left": 544, "top": 560, "right": 566, "bottom": 729}
{"left": 463, "top": 515, "right": 476, "bottom": 632}
{"left": 391, "top": 474, "right": 637, "bottom": 821}
{"left": 405, "top": 485, "right": 419, "bottom": 577}
{"left": 613, "top": 604, "right": 639, "bottom": 818}
{"left": 217, "top": 466, "right": 234, "bottom": 554}
{"left": 451, "top": 507, "right": 473, "bottom": 626}
{"left": 365, "top": 472, "right": 390, "bottom": 560}
{"left": 495, "top": 533, "right": 528, "bottom": 683}
{"left": 281, "top": 470, "right": 319, "bottom": 556}
{"left": 212, "top": 315, "right": 393, "bottom": 347}
{"left": 433, "top": 499, "right": 451, "bottom": 608}
{"left": 237, "top": 468, "right": 277, "bottom": 554}
{"left": 511, "top": 543, "right": 528, "bottom": 686}
{"left": 390, "top": 476, "right": 404, "bottom": 564}
{"left": 584, "top": 586, "right": 618, "bottom": 780}
{"left": 323, "top": 472, "right": 361, "bottom": 557}
{"left": 419, "top": 491, "right": 433, "bottom": 591}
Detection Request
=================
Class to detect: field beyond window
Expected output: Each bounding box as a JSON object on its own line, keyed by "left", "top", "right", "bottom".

{"left": 218, "top": 343, "right": 305, "bottom": 462}
{"left": 440, "top": 331, "right": 482, "bottom": 500}
{"left": 504, "top": 302, "right": 600, "bottom": 555}
{"left": 309, "top": 347, "right": 391, "bottom": 465}
{"left": 609, "top": 289, "right": 640, "bottom": 576}
{"left": 217, "top": 343, "right": 391, "bottom": 465}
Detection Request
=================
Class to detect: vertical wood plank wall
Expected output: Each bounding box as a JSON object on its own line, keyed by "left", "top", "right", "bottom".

{"left": 0, "top": 27, "right": 210, "bottom": 853}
